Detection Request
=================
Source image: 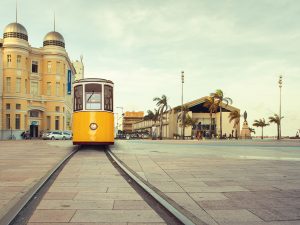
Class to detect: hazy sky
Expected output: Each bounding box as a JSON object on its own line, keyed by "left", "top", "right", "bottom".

{"left": 1, "top": 0, "right": 299, "bottom": 136}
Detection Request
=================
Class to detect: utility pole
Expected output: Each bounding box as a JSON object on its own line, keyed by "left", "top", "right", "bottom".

{"left": 278, "top": 75, "right": 283, "bottom": 139}
{"left": 181, "top": 71, "right": 184, "bottom": 140}
{"left": 117, "top": 106, "right": 124, "bottom": 132}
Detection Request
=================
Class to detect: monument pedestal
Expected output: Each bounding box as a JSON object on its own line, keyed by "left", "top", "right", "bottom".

{"left": 240, "top": 121, "right": 251, "bottom": 139}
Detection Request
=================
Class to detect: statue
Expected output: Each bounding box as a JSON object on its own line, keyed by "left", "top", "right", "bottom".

{"left": 243, "top": 111, "right": 247, "bottom": 122}
{"left": 240, "top": 110, "right": 251, "bottom": 139}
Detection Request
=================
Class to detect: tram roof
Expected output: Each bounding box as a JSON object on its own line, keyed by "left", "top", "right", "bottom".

{"left": 74, "top": 78, "right": 114, "bottom": 84}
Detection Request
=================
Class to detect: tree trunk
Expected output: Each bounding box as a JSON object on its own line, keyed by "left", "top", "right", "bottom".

{"left": 159, "top": 113, "right": 163, "bottom": 140}
{"left": 220, "top": 106, "right": 223, "bottom": 139}
{"left": 277, "top": 124, "right": 279, "bottom": 140}
{"left": 261, "top": 127, "right": 264, "bottom": 139}
{"left": 209, "top": 113, "right": 212, "bottom": 139}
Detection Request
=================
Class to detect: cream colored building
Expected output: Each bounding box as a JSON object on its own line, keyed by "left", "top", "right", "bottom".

{"left": 0, "top": 21, "right": 75, "bottom": 139}
{"left": 133, "top": 97, "right": 240, "bottom": 139}
{"left": 122, "top": 111, "right": 144, "bottom": 133}
{"left": 72, "top": 56, "right": 84, "bottom": 81}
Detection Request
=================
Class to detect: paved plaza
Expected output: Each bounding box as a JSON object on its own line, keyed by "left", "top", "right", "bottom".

{"left": 0, "top": 139, "right": 299, "bottom": 224}
{"left": 111, "top": 140, "right": 300, "bottom": 225}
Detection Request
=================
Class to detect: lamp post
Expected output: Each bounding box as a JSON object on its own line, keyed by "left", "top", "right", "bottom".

{"left": 278, "top": 75, "right": 283, "bottom": 139}
{"left": 116, "top": 106, "right": 124, "bottom": 131}
{"left": 181, "top": 71, "right": 184, "bottom": 140}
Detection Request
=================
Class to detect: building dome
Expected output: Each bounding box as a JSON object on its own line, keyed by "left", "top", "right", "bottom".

{"left": 43, "top": 31, "right": 65, "bottom": 48}
{"left": 3, "top": 22, "right": 28, "bottom": 41}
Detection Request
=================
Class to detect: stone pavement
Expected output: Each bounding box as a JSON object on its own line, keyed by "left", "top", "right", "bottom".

{"left": 27, "top": 148, "right": 166, "bottom": 225}
{"left": 0, "top": 140, "right": 74, "bottom": 223}
{"left": 111, "top": 140, "right": 300, "bottom": 225}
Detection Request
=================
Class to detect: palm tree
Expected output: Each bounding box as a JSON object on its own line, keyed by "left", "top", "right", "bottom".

{"left": 144, "top": 109, "right": 159, "bottom": 122}
{"left": 203, "top": 96, "right": 220, "bottom": 138}
{"left": 211, "top": 89, "right": 233, "bottom": 139}
{"left": 269, "top": 114, "right": 284, "bottom": 140}
{"left": 228, "top": 110, "right": 241, "bottom": 139}
{"left": 253, "top": 118, "right": 269, "bottom": 139}
{"left": 153, "top": 95, "right": 171, "bottom": 139}
{"left": 175, "top": 105, "right": 190, "bottom": 139}
{"left": 249, "top": 127, "right": 256, "bottom": 135}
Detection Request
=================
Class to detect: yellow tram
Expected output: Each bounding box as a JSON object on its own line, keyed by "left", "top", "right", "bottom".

{"left": 72, "top": 78, "right": 114, "bottom": 145}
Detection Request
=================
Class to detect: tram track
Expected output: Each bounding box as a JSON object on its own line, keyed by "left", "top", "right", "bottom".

{"left": 0, "top": 147, "right": 78, "bottom": 225}
{"left": 2, "top": 145, "right": 205, "bottom": 225}
{"left": 106, "top": 148, "right": 205, "bottom": 225}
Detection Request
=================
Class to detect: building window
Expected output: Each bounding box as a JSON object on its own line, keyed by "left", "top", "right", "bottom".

{"left": 7, "top": 54, "right": 11, "bottom": 67}
{"left": 16, "top": 78, "right": 21, "bottom": 93}
{"left": 47, "top": 116, "right": 51, "bottom": 130}
{"left": 74, "top": 85, "right": 83, "bottom": 111}
{"left": 6, "top": 114, "right": 10, "bottom": 129}
{"left": 30, "top": 110, "right": 39, "bottom": 117}
{"left": 6, "top": 77, "right": 11, "bottom": 93}
{"left": 30, "top": 81, "right": 38, "bottom": 96}
{"left": 15, "top": 114, "right": 20, "bottom": 129}
{"left": 47, "top": 61, "right": 52, "bottom": 73}
{"left": 56, "top": 61, "right": 60, "bottom": 74}
{"left": 55, "top": 106, "right": 60, "bottom": 112}
{"left": 56, "top": 82, "right": 60, "bottom": 96}
{"left": 47, "top": 82, "right": 51, "bottom": 95}
{"left": 32, "top": 61, "right": 38, "bottom": 73}
{"left": 63, "top": 83, "right": 65, "bottom": 95}
{"left": 63, "top": 107, "right": 65, "bottom": 112}
{"left": 6, "top": 103, "right": 10, "bottom": 110}
{"left": 17, "top": 55, "right": 21, "bottom": 68}
{"left": 55, "top": 116, "right": 59, "bottom": 130}
{"left": 85, "top": 83, "right": 102, "bottom": 110}
{"left": 16, "top": 104, "right": 21, "bottom": 110}
{"left": 104, "top": 85, "right": 113, "bottom": 111}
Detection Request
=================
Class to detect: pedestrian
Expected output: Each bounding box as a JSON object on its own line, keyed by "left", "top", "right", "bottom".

{"left": 21, "top": 131, "right": 25, "bottom": 139}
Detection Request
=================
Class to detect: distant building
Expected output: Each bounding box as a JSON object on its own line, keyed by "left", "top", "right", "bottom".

{"left": 72, "top": 56, "right": 84, "bottom": 81}
{"left": 133, "top": 97, "right": 240, "bottom": 139}
{"left": 0, "top": 20, "right": 75, "bottom": 139}
{"left": 122, "top": 111, "right": 144, "bottom": 133}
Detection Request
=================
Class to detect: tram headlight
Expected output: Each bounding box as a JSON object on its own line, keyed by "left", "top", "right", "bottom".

{"left": 89, "top": 123, "right": 98, "bottom": 130}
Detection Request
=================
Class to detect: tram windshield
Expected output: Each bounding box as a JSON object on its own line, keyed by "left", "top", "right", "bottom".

{"left": 85, "top": 83, "right": 102, "bottom": 110}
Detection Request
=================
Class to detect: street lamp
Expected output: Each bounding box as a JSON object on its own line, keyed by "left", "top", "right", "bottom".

{"left": 116, "top": 106, "right": 124, "bottom": 131}
{"left": 181, "top": 71, "right": 184, "bottom": 140}
{"left": 278, "top": 75, "right": 283, "bottom": 139}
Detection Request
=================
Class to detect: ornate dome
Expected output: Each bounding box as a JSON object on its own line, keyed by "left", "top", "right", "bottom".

{"left": 43, "top": 31, "right": 65, "bottom": 48}
{"left": 3, "top": 22, "right": 28, "bottom": 41}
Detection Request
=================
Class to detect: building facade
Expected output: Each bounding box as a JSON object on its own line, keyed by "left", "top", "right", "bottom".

{"left": 72, "top": 55, "right": 84, "bottom": 81}
{"left": 122, "top": 111, "right": 144, "bottom": 133}
{"left": 133, "top": 97, "right": 240, "bottom": 139}
{"left": 0, "top": 21, "right": 75, "bottom": 139}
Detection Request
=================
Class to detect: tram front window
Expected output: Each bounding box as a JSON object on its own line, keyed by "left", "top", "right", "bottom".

{"left": 85, "top": 83, "right": 102, "bottom": 110}
{"left": 74, "top": 85, "right": 83, "bottom": 111}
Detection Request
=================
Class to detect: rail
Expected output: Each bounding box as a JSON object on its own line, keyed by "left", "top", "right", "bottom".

{"left": 106, "top": 149, "right": 202, "bottom": 225}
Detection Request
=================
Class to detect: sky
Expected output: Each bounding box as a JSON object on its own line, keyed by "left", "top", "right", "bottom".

{"left": 1, "top": 0, "right": 299, "bottom": 136}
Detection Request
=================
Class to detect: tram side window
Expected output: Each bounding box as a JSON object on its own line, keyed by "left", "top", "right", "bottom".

{"left": 85, "top": 83, "right": 102, "bottom": 110}
{"left": 104, "top": 85, "right": 113, "bottom": 111}
{"left": 74, "top": 85, "right": 83, "bottom": 111}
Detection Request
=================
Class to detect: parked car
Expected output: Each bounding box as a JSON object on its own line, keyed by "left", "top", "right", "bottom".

{"left": 62, "top": 131, "right": 72, "bottom": 140}
{"left": 42, "top": 131, "right": 71, "bottom": 140}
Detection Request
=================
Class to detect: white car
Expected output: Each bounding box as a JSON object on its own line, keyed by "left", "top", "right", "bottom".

{"left": 42, "top": 131, "right": 72, "bottom": 140}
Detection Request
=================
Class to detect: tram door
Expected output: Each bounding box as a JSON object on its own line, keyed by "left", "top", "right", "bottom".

{"left": 30, "top": 125, "right": 38, "bottom": 138}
